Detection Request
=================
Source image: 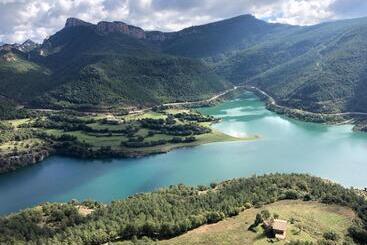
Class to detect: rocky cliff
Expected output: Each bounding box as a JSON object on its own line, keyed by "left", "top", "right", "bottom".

{"left": 96, "top": 21, "right": 146, "bottom": 39}
{"left": 0, "top": 149, "right": 52, "bottom": 173}
{"left": 63, "top": 17, "right": 177, "bottom": 42}
{"left": 65, "top": 17, "right": 94, "bottom": 28}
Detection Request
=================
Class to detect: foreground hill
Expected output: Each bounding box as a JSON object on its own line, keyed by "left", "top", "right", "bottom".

{"left": 160, "top": 200, "right": 356, "bottom": 245}
{"left": 1, "top": 174, "right": 366, "bottom": 244}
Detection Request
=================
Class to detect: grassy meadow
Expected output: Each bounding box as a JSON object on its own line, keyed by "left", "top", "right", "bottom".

{"left": 159, "top": 200, "right": 356, "bottom": 245}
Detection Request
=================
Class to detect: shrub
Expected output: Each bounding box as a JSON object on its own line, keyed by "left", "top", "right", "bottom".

{"left": 323, "top": 231, "right": 340, "bottom": 241}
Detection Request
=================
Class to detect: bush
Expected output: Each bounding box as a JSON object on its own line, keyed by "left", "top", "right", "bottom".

{"left": 210, "top": 182, "right": 218, "bottom": 189}
{"left": 323, "top": 231, "right": 340, "bottom": 241}
{"left": 283, "top": 190, "right": 299, "bottom": 200}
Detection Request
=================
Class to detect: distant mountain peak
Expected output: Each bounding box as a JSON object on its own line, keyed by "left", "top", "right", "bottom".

{"left": 22, "top": 39, "right": 36, "bottom": 45}
{"left": 65, "top": 17, "right": 94, "bottom": 28}
{"left": 0, "top": 39, "right": 39, "bottom": 53}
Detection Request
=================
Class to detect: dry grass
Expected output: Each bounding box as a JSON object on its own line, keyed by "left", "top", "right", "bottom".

{"left": 160, "top": 200, "right": 356, "bottom": 245}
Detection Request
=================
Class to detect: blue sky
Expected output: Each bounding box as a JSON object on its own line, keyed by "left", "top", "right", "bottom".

{"left": 0, "top": 0, "right": 367, "bottom": 43}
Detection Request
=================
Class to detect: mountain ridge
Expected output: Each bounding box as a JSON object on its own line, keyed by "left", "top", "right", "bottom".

{"left": 1, "top": 14, "right": 367, "bottom": 115}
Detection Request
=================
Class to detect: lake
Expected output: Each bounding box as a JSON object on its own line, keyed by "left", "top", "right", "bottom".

{"left": 1, "top": 92, "right": 367, "bottom": 215}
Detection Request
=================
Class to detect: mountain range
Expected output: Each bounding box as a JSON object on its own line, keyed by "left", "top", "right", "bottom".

{"left": 1, "top": 14, "right": 367, "bottom": 113}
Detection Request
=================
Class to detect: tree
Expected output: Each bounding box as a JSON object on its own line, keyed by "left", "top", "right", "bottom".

{"left": 323, "top": 231, "right": 339, "bottom": 241}
{"left": 261, "top": 210, "right": 271, "bottom": 220}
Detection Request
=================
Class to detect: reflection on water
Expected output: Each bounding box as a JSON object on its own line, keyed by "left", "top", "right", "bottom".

{"left": 1, "top": 92, "right": 367, "bottom": 215}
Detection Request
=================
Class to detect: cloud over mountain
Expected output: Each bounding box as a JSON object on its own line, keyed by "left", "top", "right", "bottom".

{"left": 0, "top": 0, "right": 366, "bottom": 43}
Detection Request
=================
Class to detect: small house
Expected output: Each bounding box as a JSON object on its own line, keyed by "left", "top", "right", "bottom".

{"left": 263, "top": 219, "right": 288, "bottom": 240}
{"left": 272, "top": 219, "right": 287, "bottom": 240}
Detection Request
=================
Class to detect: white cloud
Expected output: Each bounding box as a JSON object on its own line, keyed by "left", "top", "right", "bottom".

{"left": 0, "top": 0, "right": 365, "bottom": 43}
{"left": 270, "top": 0, "right": 336, "bottom": 25}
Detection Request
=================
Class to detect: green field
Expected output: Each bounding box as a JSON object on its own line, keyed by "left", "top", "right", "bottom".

{"left": 159, "top": 200, "right": 356, "bottom": 245}
{"left": 38, "top": 109, "right": 249, "bottom": 152}
{"left": 0, "top": 108, "right": 252, "bottom": 172}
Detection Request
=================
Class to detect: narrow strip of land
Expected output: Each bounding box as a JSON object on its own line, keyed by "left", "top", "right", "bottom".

{"left": 129, "top": 86, "right": 245, "bottom": 114}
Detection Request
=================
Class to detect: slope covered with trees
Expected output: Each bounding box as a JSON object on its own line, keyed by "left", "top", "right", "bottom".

{"left": 1, "top": 14, "right": 367, "bottom": 115}
{"left": 209, "top": 17, "right": 367, "bottom": 113}
{"left": 0, "top": 21, "right": 229, "bottom": 110}
{"left": 0, "top": 174, "right": 366, "bottom": 244}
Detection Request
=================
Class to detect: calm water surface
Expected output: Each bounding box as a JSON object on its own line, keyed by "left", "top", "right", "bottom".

{"left": 1, "top": 92, "right": 367, "bottom": 215}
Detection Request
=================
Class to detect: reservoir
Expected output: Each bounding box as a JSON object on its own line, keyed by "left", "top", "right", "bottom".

{"left": 1, "top": 92, "right": 366, "bottom": 215}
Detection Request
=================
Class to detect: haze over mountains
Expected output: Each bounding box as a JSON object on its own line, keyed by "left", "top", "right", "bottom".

{"left": 1, "top": 14, "right": 367, "bottom": 113}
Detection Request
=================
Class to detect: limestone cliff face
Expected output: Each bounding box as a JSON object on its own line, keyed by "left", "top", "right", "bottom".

{"left": 63, "top": 17, "right": 176, "bottom": 41}
{"left": 96, "top": 21, "right": 146, "bottom": 39}
{"left": 65, "top": 17, "right": 94, "bottom": 28}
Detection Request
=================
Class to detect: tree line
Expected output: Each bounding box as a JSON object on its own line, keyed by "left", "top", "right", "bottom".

{"left": 1, "top": 174, "right": 366, "bottom": 244}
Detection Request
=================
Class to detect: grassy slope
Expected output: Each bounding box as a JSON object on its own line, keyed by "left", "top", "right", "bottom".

{"left": 160, "top": 200, "right": 356, "bottom": 245}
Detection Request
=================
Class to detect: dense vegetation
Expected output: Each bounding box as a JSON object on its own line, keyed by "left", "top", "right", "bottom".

{"left": 0, "top": 97, "right": 30, "bottom": 120}
{"left": 0, "top": 23, "right": 229, "bottom": 110}
{"left": 161, "top": 200, "right": 358, "bottom": 245}
{"left": 210, "top": 17, "right": 367, "bottom": 114}
{"left": 0, "top": 108, "right": 236, "bottom": 173}
{"left": 2, "top": 14, "right": 367, "bottom": 117}
{"left": 0, "top": 174, "right": 366, "bottom": 244}
{"left": 158, "top": 15, "right": 293, "bottom": 58}
{"left": 155, "top": 15, "right": 367, "bottom": 115}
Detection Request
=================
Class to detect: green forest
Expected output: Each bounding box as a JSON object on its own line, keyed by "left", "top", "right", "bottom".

{"left": 0, "top": 174, "right": 366, "bottom": 244}
{"left": 0, "top": 108, "right": 243, "bottom": 173}
{"left": 2, "top": 14, "right": 367, "bottom": 116}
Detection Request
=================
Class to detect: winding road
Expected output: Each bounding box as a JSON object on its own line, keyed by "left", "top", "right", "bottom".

{"left": 129, "top": 86, "right": 245, "bottom": 114}
{"left": 247, "top": 85, "right": 367, "bottom": 117}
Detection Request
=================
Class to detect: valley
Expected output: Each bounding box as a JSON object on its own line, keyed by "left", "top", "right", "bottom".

{"left": 1, "top": 11, "right": 367, "bottom": 245}
{"left": 1, "top": 92, "right": 367, "bottom": 217}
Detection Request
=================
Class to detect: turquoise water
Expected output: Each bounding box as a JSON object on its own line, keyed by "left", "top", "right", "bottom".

{"left": 1, "top": 92, "right": 367, "bottom": 215}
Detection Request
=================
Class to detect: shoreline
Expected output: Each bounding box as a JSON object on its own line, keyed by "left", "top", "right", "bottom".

{"left": 2, "top": 85, "right": 366, "bottom": 175}
{"left": 0, "top": 127, "right": 254, "bottom": 175}
{"left": 0, "top": 89, "right": 254, "bottom": 175}
{"left": 1, "top": 174, "right": 366, "bottom": 244}
{"left": 245, "top": 86, "right": 367, "bottom": 132}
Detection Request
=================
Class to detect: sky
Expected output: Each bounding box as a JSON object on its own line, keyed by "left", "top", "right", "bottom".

{"left": 0, "top": 0, "right": 367, "bottom": 44}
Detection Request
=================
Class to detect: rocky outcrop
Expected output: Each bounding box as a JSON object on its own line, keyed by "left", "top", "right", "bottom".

{"left": 1, "top": 52, "right": 17, "bottom": 62}
{"left": 17, "top": 39, "right": 39, "bottom": 52}
{"left": 63, "top": 17, "right": 177, "bottom": 41}
{"left": 0, "top": 149, "right": 52, "bottom": 173}
{"left": 96, "top": 21, "right": 146, "bottom": 39}
{"left": 65, "top": 17, "right": 94, "bottom": 28}
{"left": 0, "top": 40, "right": 39, "bottom": 53}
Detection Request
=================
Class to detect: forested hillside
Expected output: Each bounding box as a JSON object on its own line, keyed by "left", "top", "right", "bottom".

{"left": 0, "top": 21, "right": 229, "bottom": 109}
{"left": 158, "top": 15, "right": 294, "bottom": 58}
{"left": 1, "top": 174, "right": 366, "bottom": 244}
{"left": 1, "top": 15, "right": 367, "bottom": 114}
{"left": 209, "top": 17, "right": 367, "bottom": 113}
{"left": 150, "top": 15, "right": 367, "bottom": 114}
